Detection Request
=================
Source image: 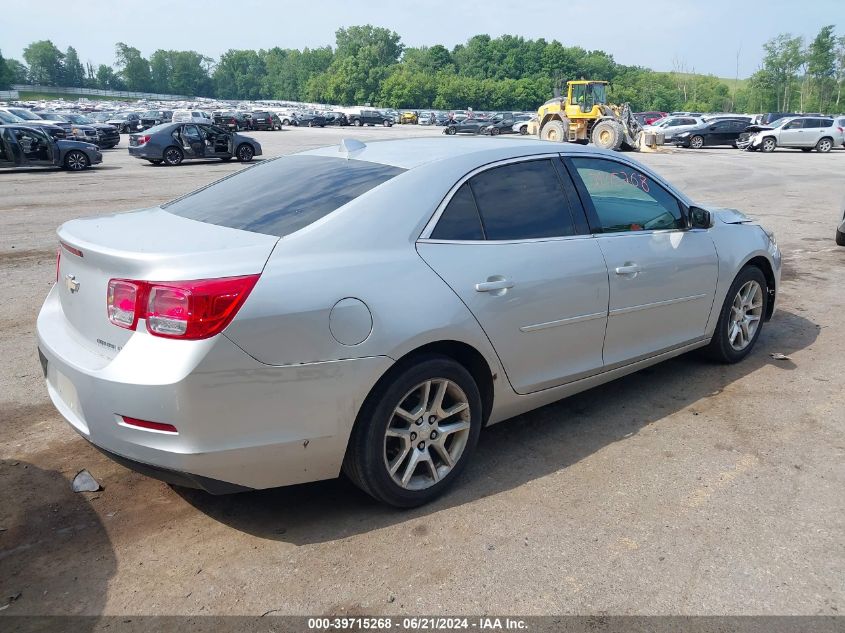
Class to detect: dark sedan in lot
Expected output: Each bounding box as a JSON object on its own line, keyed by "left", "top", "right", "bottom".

{"left": 128, "top": 122, "right": 262, "bottom": 166}
{"left": 443, "top": 117, "right": 493, "bottom": 135}
{"left": 213, "top": 111, "right": 251, "bottom": 131}
{"left": 325, "top": 111, "right": 349, "bottom": 126}
{"left": 140, "top": 110, "right": 173, "bottom": 130}
{"left": 0, "top": 124, "right": 102, "bottom": 170}
{"left": 294, "top": 112, "right": 328, "bottom": 127}
{"left": 42, "top": 112, "right": 120, "bottom": 149}
{"left": 674, "top": 118, "right": 751, "bottom": 149}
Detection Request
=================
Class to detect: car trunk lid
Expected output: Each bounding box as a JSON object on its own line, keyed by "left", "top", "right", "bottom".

{"left": 56, "top": 208, "right": 278, "bottom": 359}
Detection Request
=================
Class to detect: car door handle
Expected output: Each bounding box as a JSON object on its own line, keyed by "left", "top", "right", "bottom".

{"left": 475, "top": 279, "right": 514, "bottom": 292}
{"left": 615, "top": 264, "right": 641, "bottom": 276}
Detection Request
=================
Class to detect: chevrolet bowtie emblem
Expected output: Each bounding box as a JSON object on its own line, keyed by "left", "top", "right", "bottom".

{"left": 65, "top": 274, "right": 80, "bottom": 293}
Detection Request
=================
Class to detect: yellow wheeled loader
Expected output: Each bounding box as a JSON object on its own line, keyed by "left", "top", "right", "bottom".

{"left": 536, "top": 80, "right": 659, "bottom": 151}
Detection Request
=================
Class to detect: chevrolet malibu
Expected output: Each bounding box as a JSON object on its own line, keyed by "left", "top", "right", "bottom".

{"left": 38, "top": 138, "right": 781, "bottom": 507}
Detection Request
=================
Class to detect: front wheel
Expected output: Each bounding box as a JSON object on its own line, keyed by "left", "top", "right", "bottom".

{"left": 383, "top": 120, "right": 390, "bottom": 127}
{"left": 519, "top": 125, "right": 528, "bottom": 135}
{"left": 761, "top": 137, "right": 776, "bottom": 153}
{"left": 343, "top": 356, "right": 482, "bottom": 507}
{"left": 689, "top": 135, "right": 704, "bottom": 149}
{"left": 705, "top": 266, "right": 768, "bottom": 363}
{"left": 490, "top": 127, "right": 500, "bottom": 136}
{"left": 236, "top": 143, "right": 254, "bottom": 162}
{"left": 64, "top": 150, "right": 89, "bottom": 171}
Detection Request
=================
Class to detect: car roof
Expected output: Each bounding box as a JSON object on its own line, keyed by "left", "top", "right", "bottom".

{"left": 301, "top": 136, "right": 610, "bottom": 170}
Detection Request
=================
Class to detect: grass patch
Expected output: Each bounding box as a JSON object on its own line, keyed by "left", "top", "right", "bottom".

{"left": 17, "top": 90, "right": 127, "bottom": 102}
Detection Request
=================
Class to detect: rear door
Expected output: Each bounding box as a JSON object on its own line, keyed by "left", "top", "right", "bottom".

{"left": 417, "top": 157, "right": 609, "bottom": 394}
{"left": 566, "top": 155, "right": 718, "bottom": 367}
{"left": 0, "top": 129, "right": 16, "bottom": 168}
{"left": 179, "top": 124, "right": 205, "bottom": 159}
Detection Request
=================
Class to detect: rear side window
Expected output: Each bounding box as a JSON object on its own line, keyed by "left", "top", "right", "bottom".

{"left": 163, "top": 155, "right": 405, "bottom": 237}
{"left": 431, "top": 183, "right": 484, "bottom": 240}
{"left": 469, "top": 160, "right": 576, "bottom": 240}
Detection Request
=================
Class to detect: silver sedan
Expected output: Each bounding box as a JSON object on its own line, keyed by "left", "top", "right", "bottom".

{"left": 37, "top": 138, "right": 781, "bottom": 507}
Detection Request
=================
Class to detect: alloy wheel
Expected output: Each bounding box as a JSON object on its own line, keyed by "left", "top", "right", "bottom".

{"left": 383, "top": 378, "right": 471, "bottom": 491}
{"left": 728, "top": 280, "right": 763, "bottom": 351}
{"left": 65, "top": 151, "right": 88, "bottom": 171}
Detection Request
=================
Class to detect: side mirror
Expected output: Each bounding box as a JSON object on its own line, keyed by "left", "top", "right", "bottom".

{"left": 689, "top": 206, "right": 712, "bottom": 229}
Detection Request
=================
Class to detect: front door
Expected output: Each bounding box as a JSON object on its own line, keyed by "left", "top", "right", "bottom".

{"left": 179, "top": 124, "right": 205, "bottom": 159}
{"left": 417, "top": 158, "right": 609, "bottom": 394}
{"left": 566, "top": 156, "right": 719, "bottom": 367}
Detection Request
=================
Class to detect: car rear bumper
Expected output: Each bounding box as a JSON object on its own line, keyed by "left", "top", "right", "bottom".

{"left": 37, "top": 285, "right": 392, "bottom": 491}
{"left": 128, "top": 146, "right": 158, "bottom": 159}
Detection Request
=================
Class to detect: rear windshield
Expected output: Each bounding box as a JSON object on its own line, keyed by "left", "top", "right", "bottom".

{"left": 163, "top": 155, "right": 406, "bottom": 237}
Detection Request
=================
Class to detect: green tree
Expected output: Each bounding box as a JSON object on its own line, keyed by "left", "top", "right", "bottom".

{"left": 95, "top": 64, "right": 123, "bottom": 90}
{"left": 114, "top": 42, "right": 151, "bottom": 92}
{"left": 0, "top": 51, "right": 12, "bottom": 89}
{"left": 806, "top": 25, "right": 836, "bottom": 112}
{"left": 64, "top": 46, "right": 85, "bottom": 87}
{"left": 22, "top": 40, "right": 65, "bottom": 85}
{"left": 214, "top": 49, "right": 265, "bottom": 99}
{"left": 761, "top": 33, "right": 805, "bottom": 111}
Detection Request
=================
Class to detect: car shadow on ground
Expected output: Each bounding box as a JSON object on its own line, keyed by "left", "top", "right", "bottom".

{"left": 177, "top": 309, "right": 818, "bottom": 545}
{"left": 140, "top": 158, "right": 265, "bottom": 168}
{"left": 0, "top": 459, "right": 116, "bottom": 625}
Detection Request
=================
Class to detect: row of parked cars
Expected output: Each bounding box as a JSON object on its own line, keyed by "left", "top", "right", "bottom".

{"left": 644, "top": 112, "right": 845, "bottom": 152}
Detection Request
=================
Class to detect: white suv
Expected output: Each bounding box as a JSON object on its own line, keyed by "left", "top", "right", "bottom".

{"left": 749, "top": 116, "right": 844, "bottom": 153}
{"left": 171, "top": 110, "right": 213, "bottom": 125}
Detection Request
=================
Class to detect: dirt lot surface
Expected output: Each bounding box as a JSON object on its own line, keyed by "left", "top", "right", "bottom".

{"left": 1, "top": 126, "right": 843, "bottom": 617}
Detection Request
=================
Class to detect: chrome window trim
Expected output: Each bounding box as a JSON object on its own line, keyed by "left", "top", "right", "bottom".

{"left": 418, "top": 153, "right": 571, "bottom": 242}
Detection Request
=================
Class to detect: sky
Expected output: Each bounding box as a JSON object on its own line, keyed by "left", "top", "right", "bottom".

{"left": 0, "top": 0, "right": 839, "bottom": 79}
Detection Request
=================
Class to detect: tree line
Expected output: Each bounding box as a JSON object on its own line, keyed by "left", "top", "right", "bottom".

{"left": 1, "top": 25, "right": 843, "bottom": 114}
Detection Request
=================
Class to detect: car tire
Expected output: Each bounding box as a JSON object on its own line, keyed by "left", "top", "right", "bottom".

{"left": 815, "top": 137, "right": 833, "bottom": 153}
{"left": 689, "top": 135, "right": 705, "bottom": 149}
{"left": 704, "top": 265, "right": 768, "bottom": 364}
{"left": 282, "top": 119, "right": 289, "bottom": 126}
{"left": 836, "top": 229, "right": 845, "bottom": 246}
{"left": 236, "top": 143, "right": 254, "bottom": 162}
{"left": 383, "top": 120, "right": 390, "bottom": 127}
{"left": 519, "top": 125, "right": 528, "bottom": 135}
{"left": 490, "top": 127, "right": 500, "bottom": 136}
{"left": 343, "top": 355, "right": 482, "bottom": 508}
{"left": 63, "top": 150, "right": 89, "bottom": 171}
{"left": 447, "top": 126, "right": 457, "bottom": 135}
{"left": 354, "top": 119, "right": 362, "bottom": 127}
{"left": 163, "top": 146, "right": 184, "bottom": 166}
{"left": 540, "top": 119, "right": 567, "bottom": 142}
{"left": 761, "top": 137, "right": 777, "bottom": 153}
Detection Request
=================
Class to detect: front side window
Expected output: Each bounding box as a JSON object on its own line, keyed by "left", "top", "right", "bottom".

{"left": 570, "top": 157, "right": 684, "bottom": 233}
{"left": 783, "top": 119, "right": 804, "bottom": 130}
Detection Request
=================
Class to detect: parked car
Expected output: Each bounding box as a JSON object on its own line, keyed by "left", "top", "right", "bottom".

{"left": 324, "top": 111, "right": 349, "bottom": 126}
{"left": 418, "top": 112, "right": 436, "bottom": 126}
{"left": 643, "top": 116, "right": 704, "bottom": 142}
{"left": 760, "top": 112, "right": 799, "bottom": 126}
{"left": 2, "top": 107, "right": 74, "bottom": 138}
{"left": 250, "top": 111, "right": 282, "bottom": 131}
{"left": 294, "top": 112, "right": 328, "bottom": 127}
{"left": 171, "top": 110, "right": 213, "bottom": 127}
{"left": 674, "top": 118, "right": 751, "bottom": 149}
{"left": 836, "top": 116, "right": 845, "bottom": 147}
{"left": 348, "top": 109, "right": 393, "bottom": 127}
{"left": 36, "top": 137, "right": 780, "bottom": 507}
{"left": 512, "top": 116, "right": 537, "bottom": 135}
{"left": 140, "top": 110, "right": 173, "bottom": 130}
{"left": 742, "top": 116, "right": 843, "bottom": 153}
{"left": 0, "top": 110, "right": 67, "bottom": 140}
{"left": 106, "top": 112, "right": 143, "bottom": 133}
{"left": 634, "top": 111, "right": 667, "bottom": 126}
{"left": 400, "top": 111, "right": 418, "bottom": 124}
{"left": 39, "top": 112, "right": 115, "bottom": 148}
{"left": 481, "top": 114, "right": 519, "bottom": 135}
{"left": 837, "top": 199, "right": 845, "bottom": 246}
{"left": 0, "top": 124, "right": 102, "bottom": 170}
{"left": 213, "top": 111, "right": 250, "bottom": 131}
{"left": 127, "top": 122, "right": 261, "bottom": 166}
{"left": 443, "top": 118, "right": 494, "bottom": 135}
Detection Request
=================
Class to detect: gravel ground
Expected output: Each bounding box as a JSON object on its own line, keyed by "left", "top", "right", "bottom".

{"left": 0, "top": 125, "right": 843, "bottom": 617}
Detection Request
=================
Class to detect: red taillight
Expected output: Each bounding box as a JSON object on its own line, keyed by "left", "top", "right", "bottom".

{"left": 120, "top": 416, "right": 178, "bottom": 434}
{"left": 136, "top": 135, "right": 151, "bottom": 145}
{"left": 838, "top": 126, "right": 844, "bottom": 133}
{"left": 106, "top": 275, "right": 259, "bottom": 340}
{"left": 60, "top": 241, "right": 83, "bottom": 258}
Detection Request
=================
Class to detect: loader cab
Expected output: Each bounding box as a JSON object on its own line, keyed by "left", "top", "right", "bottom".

{"left": 568, "top": 81, "right": 608, "bottom": 115}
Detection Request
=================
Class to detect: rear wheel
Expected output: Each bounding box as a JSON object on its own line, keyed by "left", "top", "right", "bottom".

{"left": 446, "top": 126, "right": 457, "bottom": 135}
{"left": 591, "top": 120, "right": 622, "bottom": 150}
{"left": 689, "top": 135, "right": 704, "bottom": 149}
{"left": 490, "top": 126, "right": 500, "bottom": 136}
{"left": 540, "top": 119, "right": 567, "bottom": 142}
{"left": 815, "top": 137, "right": 833, "bottom": 153}
{"left": 236, "top": 143, "right": 254, "bottom": 162}
{"left": 519, "top": 125, "right": 528, "bottom": 135}
{"left": 354, "top": 119, "right": 363, "bottom": 127}
{"left": 163, "top": 146, "right": 184, "bottom": 166}
{"left": 705, "top": 266, "right": 768, "bottom": 363}
{"left": 383, "top": 119, "right": 390, "bottom": 127}
{"left": 343, "top": 356, "right": 482, "bottom": 507}
{"left": 64, "top": 150, "right": 89, "bottom": 171}
{"left": 761, "top": 137, "right": 777, "bottom": 153}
